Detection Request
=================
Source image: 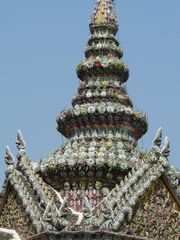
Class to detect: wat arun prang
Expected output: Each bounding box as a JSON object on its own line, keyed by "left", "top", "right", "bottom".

{"left": 0, "top": 1, "right": 180, "bottom": 240}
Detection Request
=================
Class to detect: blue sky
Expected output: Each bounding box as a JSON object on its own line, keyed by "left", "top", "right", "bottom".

{"left": 0, "top": 0, "right": 180, "bottom": 188}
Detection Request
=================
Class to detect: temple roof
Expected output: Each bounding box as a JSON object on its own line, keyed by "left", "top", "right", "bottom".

{"left": 0, "top": 1, "right": 180, "bottom": 239}
{"left": 0, "top": 130, "right": 180, "bottom": 237}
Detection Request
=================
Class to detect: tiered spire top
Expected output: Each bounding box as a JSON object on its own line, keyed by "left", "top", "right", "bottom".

{"left": 90, "top": 0, "right": 118, "bottom": 29}
{"left": 41, "top": 0, "right": 148, "bottom": 178}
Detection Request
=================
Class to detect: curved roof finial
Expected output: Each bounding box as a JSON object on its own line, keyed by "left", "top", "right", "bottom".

{"left": 153, "top": 127, "right": 162, "bottom": 147}
{"left": 5, "top": 146, "right": 14, "bottom": 165}
{"left": 16, "top": 129, "right": 26, "bottom": 150}
{"left": 161, "top": 136, "right": 170, "bottom": 158}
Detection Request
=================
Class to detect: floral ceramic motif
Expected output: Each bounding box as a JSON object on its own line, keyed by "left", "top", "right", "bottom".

{"left": 121, "top": 180, "right": 180, "bottom": 239}
{"left": 0, "top": 192, "right": 35, "bottom": 239}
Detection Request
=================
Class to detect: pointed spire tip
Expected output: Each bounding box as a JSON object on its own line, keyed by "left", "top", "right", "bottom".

{"left": 153, "top": 127, "right": 162, "bottom": 147}
{"left": 90, "top": 0, "right": 119, "bottom": 29}
{"left": 16, "top": 129, "right": 26, "bottom": 150}
{"left": 5, "top": 145, "right": 14, "bottom": 165}
{"left": 161, "top": 136, "right": 170, "bottom": 158}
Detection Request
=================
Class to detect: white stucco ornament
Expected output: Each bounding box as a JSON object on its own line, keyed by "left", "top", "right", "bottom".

{"left": 0, "top": 228, "right": 22, "bottom": 240}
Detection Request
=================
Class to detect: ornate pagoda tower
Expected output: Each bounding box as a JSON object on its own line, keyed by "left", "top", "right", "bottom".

{"left": 0, "top": 1, "right": 180, "bottom": 239}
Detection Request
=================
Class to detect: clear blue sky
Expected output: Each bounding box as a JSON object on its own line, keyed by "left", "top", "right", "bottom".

{"left": 0, "top": 0, "right": 180, "bottom": 188}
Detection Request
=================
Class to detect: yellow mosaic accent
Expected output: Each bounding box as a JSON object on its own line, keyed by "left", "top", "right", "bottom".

{"left": 95, "top": 0, "right": 108, "bottom": 25}
{"left": 0, "top": 191, "right": 36, "bottom": 239}
{"left": 121, "top": 179, "right": 180, "bottom": 239}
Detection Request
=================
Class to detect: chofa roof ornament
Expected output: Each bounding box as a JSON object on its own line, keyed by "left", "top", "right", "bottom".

{"left": 4, "top": 146, "right": 14, "bottom": 166}
{"left": 4, "top": 146, "right": 14, "bottom": 173}
{"left": 153, "top": 127, "right": 162, "bottom": 147}
{"left": 161, "top": 136, "right": 170, "bottom": 158}
{"left": 16, "top": 129, "right": 26, "bottom": 150}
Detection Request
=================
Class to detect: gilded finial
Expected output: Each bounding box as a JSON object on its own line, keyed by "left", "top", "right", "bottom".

{"left": 90, "top": 0, "right": 118, "bottom": 28}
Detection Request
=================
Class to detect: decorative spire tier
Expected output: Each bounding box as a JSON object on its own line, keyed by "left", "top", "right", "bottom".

{"left": 41, "top": 0, "right": 148, "bottom": 183}
{"left": 56, "top": 1, "right": 147, "bottom": 139}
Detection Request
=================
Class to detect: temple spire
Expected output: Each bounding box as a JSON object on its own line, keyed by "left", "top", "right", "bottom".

{"left": 56, "top": 0, "right": 148, "bottom": 143}
{"left": 90, "top": 0, "right": 118, "bottom": 31}
{"left": 53, "top": 0, "right": 148, "bottom": 175}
